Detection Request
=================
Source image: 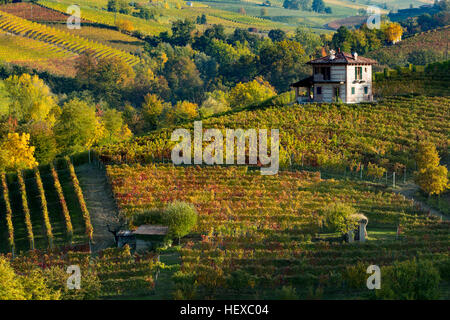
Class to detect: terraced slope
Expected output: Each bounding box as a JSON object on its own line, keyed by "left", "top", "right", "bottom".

{"left": 0, "top": 10, "right": 140, "bottom": 66}
{"left": 0, "top": 31, "right": 74, "bottom": 61}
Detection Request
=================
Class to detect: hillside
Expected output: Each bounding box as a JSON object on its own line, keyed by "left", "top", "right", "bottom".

{"left": 96, "top": 95, "right": 450, "bottom": 177}
{"left": 374, "top": 60, "right": 450, "bottom": 96}
{"left": 106, "top": 164, "right": 450, "bottom": 298}
{"left": 367, "top": 26, "right": 450, "bottom": 68}
{"left": 0, "top": 8, "right": 141, "bottom": 73}
{"left": 0, "top": 160, "right": 91, "bottom": 254}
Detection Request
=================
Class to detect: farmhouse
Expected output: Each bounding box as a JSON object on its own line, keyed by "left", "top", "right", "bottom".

{"left": 291, "top": 50, "right": 377, "bottom": 104}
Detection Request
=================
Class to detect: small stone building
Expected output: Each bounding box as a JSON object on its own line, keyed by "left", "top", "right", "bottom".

{"left": 117, "top": 225, "right": 169, "bottom": 251}
{"left": 291, "top": 50, "right": 377, "bottom": 104}
{"left": 134, "top": 225, "right": 169, "bottom": 251}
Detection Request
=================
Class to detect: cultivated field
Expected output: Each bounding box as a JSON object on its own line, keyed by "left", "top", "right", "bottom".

{"left": 106, "top": 164, "right": 450, "bottom": 298}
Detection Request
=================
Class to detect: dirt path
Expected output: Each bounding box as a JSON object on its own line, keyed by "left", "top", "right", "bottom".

{"left": 75, "top": 164, "right": 120, "bottom": 253}
{"left": 393, "top": 182, "right": 449, "bottom": 221}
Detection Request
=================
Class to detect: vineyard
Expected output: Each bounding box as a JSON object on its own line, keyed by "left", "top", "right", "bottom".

{"left": 0, "top": 9, "right": 140, "bottom": 67}
{"left": 0, "top": 160, "right": 92, "bottom": 254}
{"left": 0, "top": 2, "right": 80, "bottom": 23}
{"left": 374, "top": 60, "right": 450, "bottom": 97}
{"left": 96, "top": 96, "right": 450, "bottom": 175}
{"left": 38, "top": 0, "right": 290, "bottom": 34}
{"left": 367, "top": 26, "right": 450, "bottom": 68}
{"left": 106, "top": 164, "right": 450, "bottom": 298}
{"left": 4, "top": 246, "right": 161, "bottom": 298}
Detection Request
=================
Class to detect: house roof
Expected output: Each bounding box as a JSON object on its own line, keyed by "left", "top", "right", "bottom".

{"left": 133, "top": 225, "right": 169, "bottom": 236}
{"left": 308, "top": 52, "right": 377, "bottom": 65}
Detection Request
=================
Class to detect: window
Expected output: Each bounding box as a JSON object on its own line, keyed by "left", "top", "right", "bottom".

{"left": 315, "top": 67, "right": 331, "bottom": 80}
{"left": 323, "top": 67, "right": 331, "bottom": 80}
{"left": 355, "top": 67, "right": 363, "bottom": 80}
{"left": 316, "top": 86, "right": 322, "bottom": 95}
{"left": 351, "top": 87, "right": 355, "bottom": 94}
{"left": 364, "top": 86, "right": 368, "bottom": 94}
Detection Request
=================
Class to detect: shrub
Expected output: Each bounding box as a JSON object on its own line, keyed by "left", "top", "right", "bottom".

{"left": 322, "top": 202, "right": 359, "bottom": 234}
{"left": 161, "top": 201, "right": 198, "bottom": 243}
{"left": 376, "top": 259, "right": 440, "bottom": 300}
{"left": 274, "top": 285, "right": 299, "bottom": 300}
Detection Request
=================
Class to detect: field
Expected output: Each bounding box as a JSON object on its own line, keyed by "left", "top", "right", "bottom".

{"left": 0, "top": 31, "right": 77, "bottom": 76}
{"left": 106, "top": 164, "right": 450, "bottom": 298}
{"left": 0, "top": 9, "right": 141, "bottom": 67}
{"left": 374, "top": 61, "right": 450, "bottom": 97}
{"left": 6, "top": 247, "right": 161, "bottom": 298}
{"left": 96, "top": 96, "right": 450, "bottom": 177}
{"left": 367, "top": 26, "right": 450, "bottom": 68}
{"left": 51, "top": 25, "right": 144, "bottom": 54}
{"left": 0, "top": 161, "right": 91, "bottom": 254}
{"left": 0, "top": 2, "right": 86, "bottom": 23}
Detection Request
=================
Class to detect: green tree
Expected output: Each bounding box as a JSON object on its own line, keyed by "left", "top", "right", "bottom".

{"left": 75, "top": 53, "right": 135, "bottom": 106}
{"left": 268, "top": 29, "right": 287, "bottom": 42}
{"left": 25, "top": 122, "right": 58, "bottom": 165}
{"left": 170, "top": 19, "right": 195, "bottom": 46}
{"left": 322, "top": 202, "right": 359, "bottom": 234}
{"left": 54, "top": 99, "right": 103, "bottom": 154}
{"left": 141, "top": 93, "right": 164, "bottom": 130}
{"left": 161, "top": 201, "right": 198, "bottom": 244}
{"left": 258, "top": 40, "right": 307, "bottom": 91}
{"left": 101, "top": 108, "right": 131, "bottom": 143}
{"left": 295, "top": 26, "right": 323, "bottom": 55}
{"left": 312, "top": 0, "right": 325, "bottom": 12}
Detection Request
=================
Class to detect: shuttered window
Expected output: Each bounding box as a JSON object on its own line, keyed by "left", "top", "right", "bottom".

{"left": 355, "top": 67, "right": 363, "bottom": 80}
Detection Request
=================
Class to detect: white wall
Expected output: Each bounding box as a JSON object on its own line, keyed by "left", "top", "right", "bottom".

{"left": 346, "top": 65, "right": 372, "bottom": 103}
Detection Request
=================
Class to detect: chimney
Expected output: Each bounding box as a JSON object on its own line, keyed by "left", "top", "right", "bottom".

{"left": 353, "top": 52, "right": 358, "bottom": 61}
{"left": 329, "top": 49, "right": 336, "bottom": 60}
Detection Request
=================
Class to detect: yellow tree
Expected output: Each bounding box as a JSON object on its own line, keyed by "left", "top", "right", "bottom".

{"left": 415, "top": 142, "right": 440, "bottom": 169}
{"left": 384, "top": 22, "right": 403, "bottom": 44}
{"left": 415, "top": 142, "right": 449, "bottom": 196}
{"left": 0, "top": 133, "right": 38, "bottom": 172}
{"left": 116, "top": 19, "right": 134, "bottom": 33}
{"left": 0, "top": 257, "right": 59, "bottom": 300}
{"left": 174, "top": 101, "right": 198, "bottom": 121}
{"left": 4, "top": 74, "right": 59, "bottom": 125}
{"left": 228, "top": 77, "right": 276, "bottom": 109}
